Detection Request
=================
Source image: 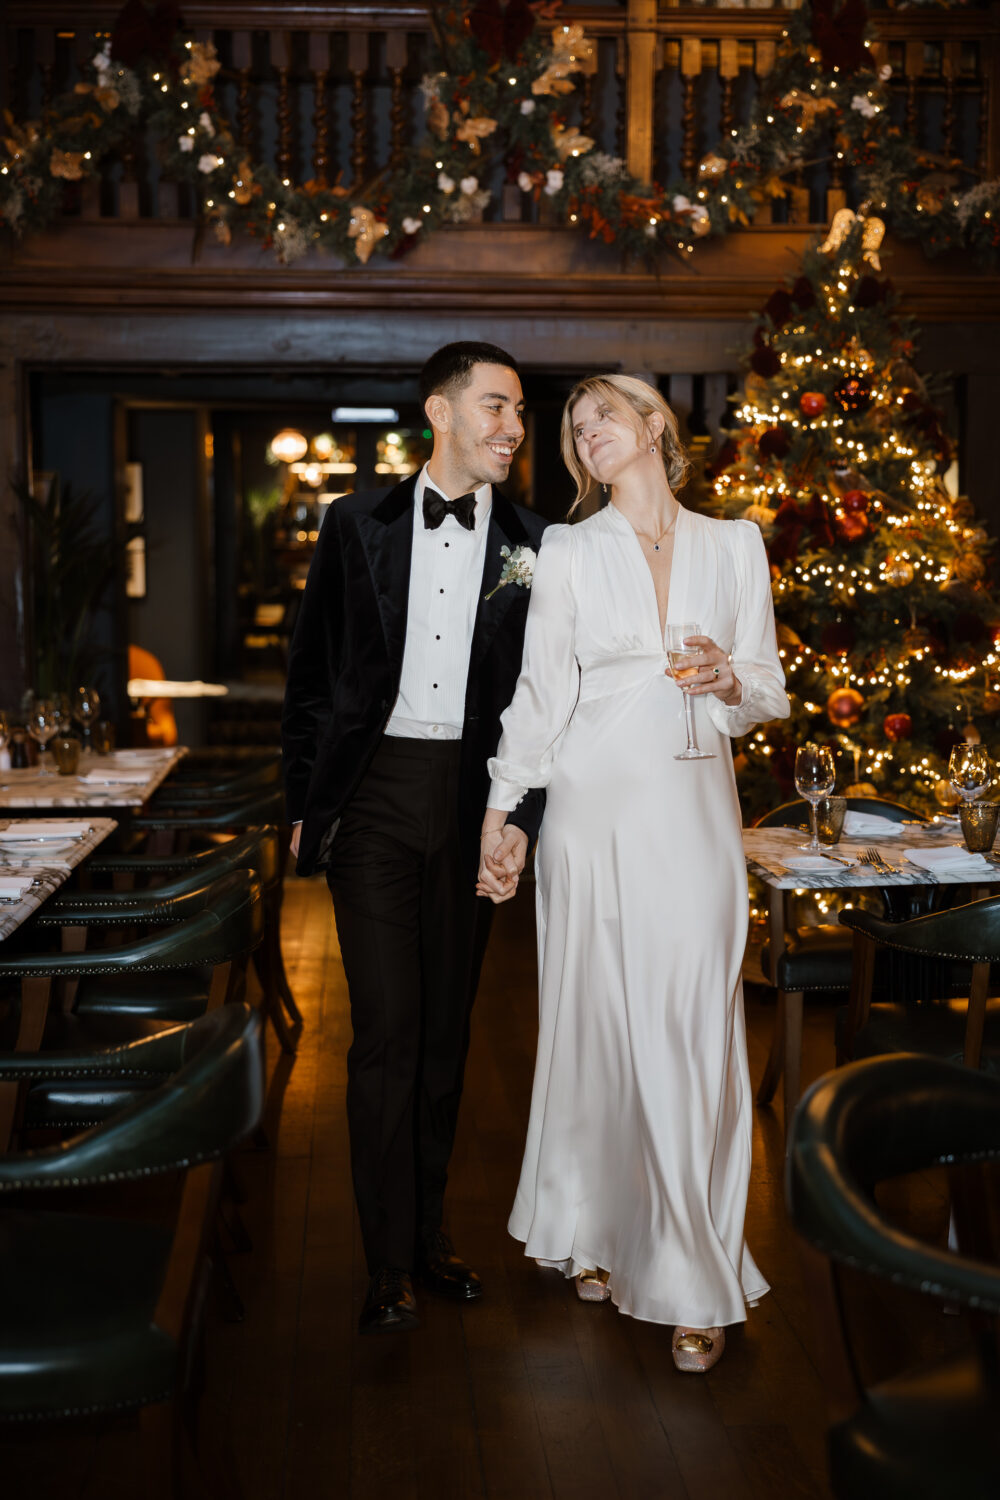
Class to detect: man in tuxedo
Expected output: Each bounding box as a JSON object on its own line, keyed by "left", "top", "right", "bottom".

{"left": 282, "top": 342, "right": 548, "bottom": 1334}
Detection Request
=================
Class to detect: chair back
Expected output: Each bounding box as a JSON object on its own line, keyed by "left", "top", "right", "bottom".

{"left": 840, "top": 894, "right": 1000, "bottom": 963}
{"left": 754, "top": 796, "right": 915, "bottom": 828}
{"left": 0, "top": 1003, "right": 264, "bottom": 1192}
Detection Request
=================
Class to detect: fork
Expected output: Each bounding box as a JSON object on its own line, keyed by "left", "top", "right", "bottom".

{"left": 860, "top": 847, "right": 898, "bottom": 874}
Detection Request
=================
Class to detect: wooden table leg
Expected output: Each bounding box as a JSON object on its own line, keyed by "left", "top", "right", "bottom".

{"left": 0, "top": 975, "right": 52, "bottom": 1151}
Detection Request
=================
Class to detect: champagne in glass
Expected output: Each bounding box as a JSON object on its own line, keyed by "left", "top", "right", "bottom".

{"left": 794, "top": 743, "right": 836, "bottom": 852}
{"left": 666, "top": 621, "right": 715, "bottom": 762}
{"left": 26, "top": 698, "right": 59, "bottom": 775}
{"left": 949, "top": 743, "right": 991, "bottom": 803}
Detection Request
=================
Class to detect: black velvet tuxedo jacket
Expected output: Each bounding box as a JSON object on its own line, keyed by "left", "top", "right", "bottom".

{"left": 282, "top": 474, "right": 550, "bottom": 876}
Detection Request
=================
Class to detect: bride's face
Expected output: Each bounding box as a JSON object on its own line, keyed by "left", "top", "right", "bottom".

{"left": 571, "top": 393, "right": 646, "bottom": 487}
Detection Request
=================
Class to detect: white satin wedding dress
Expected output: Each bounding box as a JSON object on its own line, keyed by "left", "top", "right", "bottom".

{"left": 487, "top": 502, "right": 790, "bottom": 1327}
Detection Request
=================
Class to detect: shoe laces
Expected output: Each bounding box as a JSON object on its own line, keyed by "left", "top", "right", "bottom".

{"left": 371, "top": 1267, "right": 410, "bottom": 1299}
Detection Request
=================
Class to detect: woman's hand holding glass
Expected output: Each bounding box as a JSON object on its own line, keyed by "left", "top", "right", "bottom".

{"left": 666, "top": 634, "right": 741, "bottom": 705}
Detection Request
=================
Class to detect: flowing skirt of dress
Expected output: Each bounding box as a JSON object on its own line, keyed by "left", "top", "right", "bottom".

{"left": 508, "top": 668, "right": 769, "bottom": 1328}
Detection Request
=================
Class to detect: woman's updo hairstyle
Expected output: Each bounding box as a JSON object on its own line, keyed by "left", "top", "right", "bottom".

{"left": 560, "top": 373, "right": 691, "bottom": 513}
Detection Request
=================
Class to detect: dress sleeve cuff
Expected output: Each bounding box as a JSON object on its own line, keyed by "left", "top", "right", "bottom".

{"left": 486, "top": 773, "right": 528, "bottom": 812}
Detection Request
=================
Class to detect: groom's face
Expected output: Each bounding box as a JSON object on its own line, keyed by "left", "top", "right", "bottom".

{"left": 438, "top": 363, "right": 525, "bottom": 487}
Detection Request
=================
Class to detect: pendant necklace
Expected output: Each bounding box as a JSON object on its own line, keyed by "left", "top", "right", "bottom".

{"left": 634, "top": 514, "right": 677, "bottom": 552}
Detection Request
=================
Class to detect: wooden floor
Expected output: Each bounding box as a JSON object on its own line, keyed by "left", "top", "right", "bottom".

{"left": 3, "top": 875, "right": 959, "bottom": 1500}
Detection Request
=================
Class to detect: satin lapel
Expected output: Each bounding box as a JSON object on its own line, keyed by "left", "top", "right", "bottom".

{"left": 354, "top": 475, "right": 417, "bottom": 671}
{"left": 470, "top": 489, "right": 532, "bottom": 671}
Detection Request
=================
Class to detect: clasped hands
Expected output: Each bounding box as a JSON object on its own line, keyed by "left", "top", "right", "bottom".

{"left": 667, "top": 634, "right": 742, "bottom": 707}
{"left": 477, "top": 819, "right": 529, "bottom": 904}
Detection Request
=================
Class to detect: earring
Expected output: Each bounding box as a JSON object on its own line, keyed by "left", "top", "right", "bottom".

{"left": 601, "top": 483, "right": 608, "bottom": 497}
{"left": 650, "top": 443, "right": 656, "bottom": 454}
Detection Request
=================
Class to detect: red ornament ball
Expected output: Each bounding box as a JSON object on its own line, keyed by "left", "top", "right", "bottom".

{"left": 836, "top": 511, "right": 869, "bottom": 544}
{"left": 826, "top": 686, "right": 865, "bottom": 728}
{"left": 833, "top": 375, "right": 873, "bottom": 414}
{"left": 883, "top": 712, "right": 913, "bottom": 742}
{"left": 758, "top": 425, "right": 791, "bottom": 460}
{"left": 841, "top": 489, "right": 869, "bottom": 513}
{"left": 799, "top": 391, "right": 827, "bottom": 418}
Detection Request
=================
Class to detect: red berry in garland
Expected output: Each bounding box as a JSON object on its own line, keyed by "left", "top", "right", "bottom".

{"left": 883, "top": 713, "right": 913, "bottom": 742}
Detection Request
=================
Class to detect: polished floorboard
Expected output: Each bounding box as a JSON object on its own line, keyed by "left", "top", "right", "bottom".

{"left": 3, "top": 875, "right": 958, "bottom": 1499}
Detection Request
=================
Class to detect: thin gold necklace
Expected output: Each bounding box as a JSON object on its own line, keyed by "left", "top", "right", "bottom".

{"left": 632, "top": 514, "right": 677, "bottom": 552}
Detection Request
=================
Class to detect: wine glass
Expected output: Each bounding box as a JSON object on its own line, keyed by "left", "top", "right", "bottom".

{"left": 666, "top": 622, "right": 716, "bottom": 761}
{"left": 73, "top": 684, "right": 101, "bottom": 747}
{"left": 26, "top": 698, "right": 59, "bottom": 775}
{"left": 795, "top": 743, "right": 836, "bottom": 852}
{"left": 949, "top": 744, "right": 992, "bottom": 804}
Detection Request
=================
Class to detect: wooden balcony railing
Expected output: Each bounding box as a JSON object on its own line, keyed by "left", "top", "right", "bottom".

{"left": 2, "top": 1, "right": 999, "bottom": 234}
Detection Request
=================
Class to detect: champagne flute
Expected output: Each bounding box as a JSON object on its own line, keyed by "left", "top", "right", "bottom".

{"left": 73, "top": 684, "right": 101, "bottom": 747}
{"left": 26, "top": 698, "right": 59, "bottom": 775}
{"left": 795, "top": 743, "right": 836, "bottom": 852}
{"left": 666, "top": 621, "right": 716, "bottom": 762}
{"left": 949, "top": 743, "right": 991, "bottom": 803}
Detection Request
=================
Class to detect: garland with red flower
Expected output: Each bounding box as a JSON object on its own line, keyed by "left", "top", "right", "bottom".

{"left": 1, "top": 0, "right": 997, "bottom": 266}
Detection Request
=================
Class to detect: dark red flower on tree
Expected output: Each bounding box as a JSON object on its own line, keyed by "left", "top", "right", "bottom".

{"left": 758, "top": 425, "right": 790, "bottom": 459}
{"left": 790, "top": 276, "right": 816, "bottom": 311}
{"left": 763, "top": 289, "right": 793, "bottom": 328}
{"left": 751, "top": 347, "right": 782, "bottom": 378}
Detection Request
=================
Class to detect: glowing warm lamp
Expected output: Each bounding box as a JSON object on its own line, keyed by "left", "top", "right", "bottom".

{"left": 271, "top": 428, "right": 308, "bottom": 463}
{"left": 312, "top": 432, "right": 335, "bottom": 459}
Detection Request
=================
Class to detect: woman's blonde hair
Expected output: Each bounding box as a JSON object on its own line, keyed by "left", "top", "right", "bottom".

{"left": 560, "top": 374, "right": 691, "bottom": 512}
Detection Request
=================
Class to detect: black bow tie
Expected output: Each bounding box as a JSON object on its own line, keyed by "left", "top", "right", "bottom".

{"left": 423, "top": 489, "right": 476, "bottom": 531}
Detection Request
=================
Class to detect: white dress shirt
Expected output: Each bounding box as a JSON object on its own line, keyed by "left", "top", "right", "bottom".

{"left": 384, "top": 465, "right": 492, "bottom": 741}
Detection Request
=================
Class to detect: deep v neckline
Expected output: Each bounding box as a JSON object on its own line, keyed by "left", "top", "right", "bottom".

{"left": 611, "top": 503, "right": 685, "bottom": 647}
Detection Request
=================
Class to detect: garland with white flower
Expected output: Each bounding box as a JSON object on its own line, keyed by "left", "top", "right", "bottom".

{"left": 0, "top": 0, "right": 997, "bottom": 266}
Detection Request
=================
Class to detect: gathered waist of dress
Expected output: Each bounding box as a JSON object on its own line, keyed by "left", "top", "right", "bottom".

{"left": 577, "top": 649, "right": 671, "bottom": 704}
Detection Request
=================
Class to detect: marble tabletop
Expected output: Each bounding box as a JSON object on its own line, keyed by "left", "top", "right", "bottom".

{"left": 0, "top": 747, "right": 186, "bottom": 810}
{"left": 743, "top": 822, "right": 1000, "bottom": 890}
{"left": 0, "top": 817, "right": 118, "bottom": 940}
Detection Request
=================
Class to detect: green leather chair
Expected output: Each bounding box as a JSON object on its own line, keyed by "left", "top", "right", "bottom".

{"left": 0, "top": 868, "right": 263, "bottom": 1137}
{"left": 37, "top": 828, "right": 299, "bottom": 1054}
{"left": 787, "top": 1053, "right": 1000, "bottom": 1499}
{"left": 753, "top": 796, "right": 918, "bottom": 1141}
{"left": 0, "top": 1004, "right": 263, "bottom": 1492}
{"left": 838, "top": 893, "right": 1000, "bottom": 1071}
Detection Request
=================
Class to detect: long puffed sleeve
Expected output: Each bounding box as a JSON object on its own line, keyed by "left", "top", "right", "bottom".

{"left": 705, "top": 520, "right": 790, "bottom": 739}
{"left": 487, "top": 525, "right": 580, "bottom": 811}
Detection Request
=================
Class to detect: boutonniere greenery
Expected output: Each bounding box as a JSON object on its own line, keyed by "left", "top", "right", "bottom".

{"left": 485, "top": 544, "right": 536, "bottom": 601}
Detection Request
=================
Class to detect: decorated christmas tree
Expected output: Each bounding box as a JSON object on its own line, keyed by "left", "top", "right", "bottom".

{"left": 711, "top": 215, "right": 999, "bottom": 818}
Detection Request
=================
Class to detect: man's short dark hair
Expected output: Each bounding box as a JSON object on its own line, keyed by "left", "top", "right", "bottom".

{"left": 419, "top": 341, "right": 520, "bottom": 409}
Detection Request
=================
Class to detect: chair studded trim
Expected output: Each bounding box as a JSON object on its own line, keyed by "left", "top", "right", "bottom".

{"left": 3, "top": 1387, "right": 175, "bottom": 1423}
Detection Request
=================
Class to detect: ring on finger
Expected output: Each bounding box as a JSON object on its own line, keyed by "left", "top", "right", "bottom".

{"left": 712, "top": 665, "right": 720, "bottom": 679}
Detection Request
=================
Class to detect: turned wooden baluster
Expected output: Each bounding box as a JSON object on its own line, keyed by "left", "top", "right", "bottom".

{"left": 579, "top": 42, "right": 598, "bottom": 142}
{"left": 943, "top": 42, "right": 960, "bottom": 160}
{"left": 308, "top": 31, "right": 330, "bottom": 184}
{"left": 754, "top": 39, "right": 776, "bottom": 224}
{"left": 905, "top": 39, "right": 923, "bottom": 147}
{"left": 616, "top": 37, "right": 627, "bottom": 158}
{"left": 680, "top": 39, "right": 702, "bottom": 183}
{"left": 719, "top": 38, "right": 738, "bottom": 142}
{"left": 387, "top": 31, "right": 408, "bottom": 170}
{"left": 36, "top": 26, "right": 55, "bottom": 110}
{"left": 349, "top": 31, "right": 369, "bottom": 185}
{"left": 978, "top": 69, "right": 991, "bottom": 177}
{"left": 271, "top": 30, "right": 293, "bottom": 184}
{"left": 232, "top": 30, "right": 254, "bottom": 158}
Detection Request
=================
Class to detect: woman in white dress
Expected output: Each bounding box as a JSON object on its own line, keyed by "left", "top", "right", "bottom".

{"left": 477, "top": 375, "right": 789, "bottom": 1372}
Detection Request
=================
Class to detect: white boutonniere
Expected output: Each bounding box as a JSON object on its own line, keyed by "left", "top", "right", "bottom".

{"left": 485, "top": 544, "right": 536, "bottom": 601}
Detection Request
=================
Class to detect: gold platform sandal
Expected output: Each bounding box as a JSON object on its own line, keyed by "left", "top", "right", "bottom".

{"left": 672, "top": 1326, "right": 725, "bottom": 1372}
{"left": 575, "top": 1268, "right": 611, "bottom": 1302}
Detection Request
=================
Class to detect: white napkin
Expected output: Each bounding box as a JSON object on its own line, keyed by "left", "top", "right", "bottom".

{"left": 80, "top": 768, "right": 151, "bottom": 784}
{"left": 0, "top": 876, "right": 34, "bottom": 898}
{"left": 0, "top": 820, "right": 92, "bottom": 839}
{"left": 842, "top": 811, "right": 903, "bottom": 838}
{"left": 902, "top": 845, "right": 995, "bottom": 877}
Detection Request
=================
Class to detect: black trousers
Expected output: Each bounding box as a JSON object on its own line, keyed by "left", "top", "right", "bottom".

{"left": 326, "top": 736, "right": 493, "bottom": 1272}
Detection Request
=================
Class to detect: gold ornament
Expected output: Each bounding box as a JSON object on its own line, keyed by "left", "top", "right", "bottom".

{"left": 779, "top": 89, "right": 836, "bottom": 128}
{"left": 819, "top": 207, "right": 886, "bottom": 271}
{"left": 902, "top": 625, "right": 932, "bottom": 657}
{"left": 49, "top": 147, "right": 85, "bottom": 180}
{"left": 826, "top": 686, "right": 865, "bottom": 728}
{"left": 232, "top": 160, "right": 255, "bottom": 205}
{"left": 551, "top": 24, "right": 595, "bottom": 67}
{"left": 347, "top": 206, "right": 389, "bottom": 263}
{"left": 963, "top": 722, "right": 983, "bottom": 745}
{"left": 742, "top": 504, "right": 777, "bottom": 528}
{"left": 427, "top": 97, "right": 450, "bottom": 141}
{"left": 181, "top": 41, "right": 221, "bottom": 87}
{"left": 883, "top": 555, "right": 915, "bottom": 587}
{"left": 934, "top": 778, "right": 961, "bottom": 808}
{"left": 845, "top": 781, "right": 878, "bottom": 798}
{"left": 551, "top": 124, "right": 594, "bottom": 161}
{"left": 698, "top": 154, "right": 728, "bottom": 179}
{"left": 953, "top": 551, "right": 986, "bottom": 585}
{"left": 454, "top": 115, "right": 498, "bottom": 152}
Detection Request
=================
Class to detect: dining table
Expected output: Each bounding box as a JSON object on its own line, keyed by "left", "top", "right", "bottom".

{"left": 743, "top": 814, "right": 1000, "bottom": 1138}
{"left": 0, "top": 746, "right": 185, "bottom": 813}
{"left": 0, "top": 814, "right": 119, "bottom": 1148}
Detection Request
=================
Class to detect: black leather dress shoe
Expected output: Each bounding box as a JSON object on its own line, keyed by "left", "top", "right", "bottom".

{"left": 358, "top": 1268, "right": 419, "bottom": 1335}
{"left": 418, "top": 1230, "right": 484, "bottom": 1301}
